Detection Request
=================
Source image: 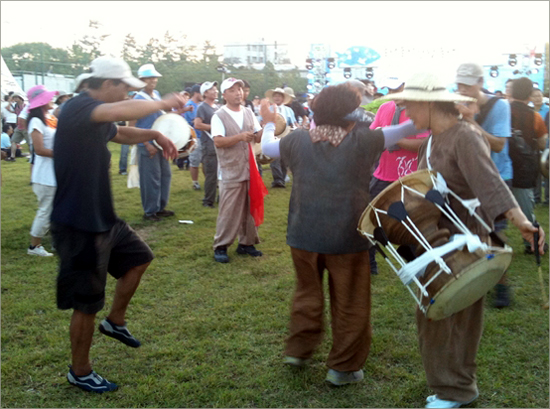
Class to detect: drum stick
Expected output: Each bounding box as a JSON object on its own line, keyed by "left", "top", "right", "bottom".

{"left": 533, "top": 222, "right": 549, "bottom": 309}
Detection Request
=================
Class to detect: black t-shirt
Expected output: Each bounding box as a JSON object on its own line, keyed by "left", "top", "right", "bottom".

{"left": 288, "top": 100, "right": 307, "bottom": 120}
{"left": 51, "top": 92, "right": 118, "bottom": 232}
{"left": 196, "top": 102, "right": 218, "bottom": 153}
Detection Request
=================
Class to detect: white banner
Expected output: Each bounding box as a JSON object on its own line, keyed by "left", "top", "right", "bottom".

{"left": 1, "top": 54, "right": 25, "bottom": 97}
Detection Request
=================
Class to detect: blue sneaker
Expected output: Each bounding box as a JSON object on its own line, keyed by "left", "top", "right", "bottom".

{"left": 67, "top": 367, "right": 118, "bottom": 393}
{"left": 99, "top": 318, "right": 141, "bottom": 348}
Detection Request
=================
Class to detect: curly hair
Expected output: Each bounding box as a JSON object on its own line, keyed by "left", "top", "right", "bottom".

{"left": 311, "top": 84, "right": 361, "bottom": 128}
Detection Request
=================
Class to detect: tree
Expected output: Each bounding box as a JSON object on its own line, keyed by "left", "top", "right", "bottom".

{"left": 2, "top": 42, "right": 73, "bottom": 75}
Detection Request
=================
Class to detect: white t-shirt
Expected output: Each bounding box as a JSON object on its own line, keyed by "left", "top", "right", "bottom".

{"left": 28, "top": 117, "right": 56, "bottom": 187}
{"left": 210, "top": 105, "right": 262, "bottom": 180}
{"left": 210, "top": 105, "right": 262, "bottom": 138}
{"left": 1, "top": 101, "right": 17, "bottom": 123}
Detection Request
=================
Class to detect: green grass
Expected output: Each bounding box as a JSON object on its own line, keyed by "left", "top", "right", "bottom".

{"left": 1, "top": 144, "right": 548, "bottom": 408}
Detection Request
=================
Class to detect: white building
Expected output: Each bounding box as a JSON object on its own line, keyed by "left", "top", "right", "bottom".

{"left": 223, "top": 40, "right": 293, "bottom": 70}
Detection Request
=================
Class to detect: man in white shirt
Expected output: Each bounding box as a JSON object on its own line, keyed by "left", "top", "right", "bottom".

{"left": 210, "top": 78, "right": 264, "bottom": 263}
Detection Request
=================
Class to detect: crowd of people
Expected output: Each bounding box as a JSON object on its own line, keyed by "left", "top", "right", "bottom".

{"left": 1, "top": 55, "right": 549, "bottom": 408}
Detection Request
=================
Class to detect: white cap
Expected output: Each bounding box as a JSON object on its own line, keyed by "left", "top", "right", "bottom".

{"left": 220, "top": 78, "right": 244, "bottom": 93}
{"left": 200, "top": 81, "right": 218, "bottom": 96}
{"left": 137, "top": 63, "right": 162, "bottom": 79}
{"left": 89, "top": 57, "right": 146, "bottom": 89}
{"left": 74, "top": 73, "right": 92, "bottom": 92}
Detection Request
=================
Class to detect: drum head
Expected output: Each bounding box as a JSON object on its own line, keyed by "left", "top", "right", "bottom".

{"left": 426, "top": 250, "right": 512, "bottom": 320}
{"left": 358, "top": 169, "right": 437, "bottom": 236}
{"left": 151, "top": 113, "right": 191, "bottom": 151}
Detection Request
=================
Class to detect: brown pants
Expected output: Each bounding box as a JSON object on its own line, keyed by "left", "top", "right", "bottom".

{"left": 213, "top": 181, "right": 259, "bottom": 250}
{"left": 285, "top": 248, "right": 372, "bottom": 371}
{"left": 416, "top": 297, "right": 483, "bottom": 402}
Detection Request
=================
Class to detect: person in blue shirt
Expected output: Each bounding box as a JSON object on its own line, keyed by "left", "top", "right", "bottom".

{"left": 1, "top": 123, "right": 15, "bottom": 157}
{"left": 132, "top": 64, "right": 175, "bottom": 222}
{"left": 184, "top": 84, "right": 203, "bottom": 190}
{"left": 531, "top": 88, "right": 549, "bottom": 204}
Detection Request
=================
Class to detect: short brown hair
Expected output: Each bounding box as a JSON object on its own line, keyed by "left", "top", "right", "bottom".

{"left": 311, "top": 84, "right": 361, "bottom": 128}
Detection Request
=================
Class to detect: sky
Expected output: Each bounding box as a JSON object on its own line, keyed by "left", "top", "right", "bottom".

{"left": 1, "top": 0, "right": 549, "bottom": 82}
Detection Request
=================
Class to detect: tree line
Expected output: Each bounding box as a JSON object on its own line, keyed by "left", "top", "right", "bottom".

{"left": 2, "top": 24, "right": 307, "bottom": 99}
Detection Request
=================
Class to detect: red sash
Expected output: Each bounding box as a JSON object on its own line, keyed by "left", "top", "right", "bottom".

{"left": 247, "top": 143, "right": 268, "bottom": 226}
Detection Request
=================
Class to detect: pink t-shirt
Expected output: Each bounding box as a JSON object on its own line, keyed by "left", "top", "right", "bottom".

{"left": 370, "top": 101, "right": 429, "bottom": 181}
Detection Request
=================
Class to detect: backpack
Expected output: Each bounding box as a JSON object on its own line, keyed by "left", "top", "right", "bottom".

{"left": 475, "top": 96, "right": 500, "bottom": 127}
{"left": 509, "top": 101, "right": 539, "bottom": 188}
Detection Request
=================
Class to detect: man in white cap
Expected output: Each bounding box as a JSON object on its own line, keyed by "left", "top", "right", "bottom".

{"left": 131, "top": 63, "right": 175, "bottom": 222}
{"left": 194, "top": 81, "right": 220, "bottom": 208}
{"left": 210, "top": 78, "right": 265, "bottom": 263}
{"left": 454, "top": 62, "right": 514, "bottom": 307}
{"left": 51, "top": 56, "right": 185, "bottom": 393}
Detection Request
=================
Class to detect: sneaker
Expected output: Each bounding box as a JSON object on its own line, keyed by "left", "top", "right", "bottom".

{"left": 27, "top": 245, "right": 53, "bottom": 257}
{"left": 236, "top": 244, "right": 263, "bottom": 257}
{"left": 214, "top": 246, "right": 229, "bottom": 263}
{"left": 4, "top": 157, "right": 15, "bottom": 162}
{"left": 156, "top": 209, "right": 175, "bottom": 217}
{"left": 203, "top": 203, "right": 215, "bottom": 208}
{"left": 143, "top": 214, "right": 161, "bottom": 222}
{"left": 67, "top": 367, "right": 118, "bottom": 393}
{"left": 325, "top": 368, "right": 364, "bottom": 386}
{"left": 118, "top": 171, "right": 128, "bottom": 176}
{"left": 425, "top": 394, "right": 478, "bottom": 408}
{"left": 98, "top": 318, "right": 141, "bottom": 348}
{"left": 193, "top": 182, "right": 201, "bottom": 190}
{"left": 283, "top": 356, "right": 308, "bottom": 367}
{"left": 285, "top": 175, "right": 291, "bottom": 183}
{"left": 494, "top": 283, "right": 510, "bottom": 308}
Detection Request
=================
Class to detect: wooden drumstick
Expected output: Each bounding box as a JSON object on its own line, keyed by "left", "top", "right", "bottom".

{"left": 533, "top": 222, "right": 549, "bottom": 309}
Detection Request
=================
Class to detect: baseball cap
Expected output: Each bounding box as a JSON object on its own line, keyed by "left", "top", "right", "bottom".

{"left": 200, "top": 81, "right": 218, "bottom": 96}
{"left": 89, "top": 56, "right": 146, "bottom": 89}
{"left": 456, "top": 63, "right": 484, "bottom": 86}
{"left": 220, "top": 78, "right": 244, "bottom": 93}
{"left": 137, "top": 63, "right": 162, "bottom": 79}
{"left": 190, "top": 84, "right": 201, "bottom": 95}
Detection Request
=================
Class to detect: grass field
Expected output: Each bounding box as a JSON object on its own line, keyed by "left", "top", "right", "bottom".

{"left": 1, "top": 144, "right": 548, "bottom": 408}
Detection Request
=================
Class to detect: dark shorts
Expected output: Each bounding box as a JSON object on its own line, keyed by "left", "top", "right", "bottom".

{"left": 52, "top": 218, "right": 155, "bottom": 314}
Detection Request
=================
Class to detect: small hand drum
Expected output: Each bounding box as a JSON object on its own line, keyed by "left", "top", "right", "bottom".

{"left": 358, "top": 169, "right": 512, "bottom": 321}
{"left": 254, "top": 113, "right": 291, "bottom": 165}
{"left": 151, "top": 113, "right": 191, "bottom": 151}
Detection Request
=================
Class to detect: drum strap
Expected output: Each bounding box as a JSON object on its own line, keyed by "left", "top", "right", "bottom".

{"left": 426, "top": 136, "right": 433, "bottom": 170}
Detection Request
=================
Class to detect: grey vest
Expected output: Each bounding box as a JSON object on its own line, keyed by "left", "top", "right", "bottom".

{"left": 215, "top": 107, "right": 256, "bottom": 184}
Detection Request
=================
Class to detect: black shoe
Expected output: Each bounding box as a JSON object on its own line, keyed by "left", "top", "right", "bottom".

{"left": 494, "top": 283, "right": 511, "bottom": 308}
{"left": 4, "top": 157, "right": 15, "bottom": 162}
{"left": 271, "top": 182, "right": 285, "bottom": 188}
{"left": 236, "top": 244, "right": 263, "bottom": 257}
{"left": 156, "top": 209, "right": 175, "bottom": 217}
{"left": 203, "top": 203, "right": 215, "bottom": 208}
{"left": 214, "top": 246, "right": 229, "bottom": 263}
{"left": 98, "top": 318, "right": 141, "bottom": 348}
{"left": 143, "top": 214, "right": 161, "bottom": 222}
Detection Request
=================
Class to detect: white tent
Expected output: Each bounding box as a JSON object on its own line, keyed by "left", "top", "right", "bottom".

{"left": 1, "top": 54, "right": 25, "bottom": 98}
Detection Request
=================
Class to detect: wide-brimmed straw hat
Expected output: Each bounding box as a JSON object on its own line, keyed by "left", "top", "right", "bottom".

{"left": 382, "top": 72, "right": 476, "bottom": 103}
{"left": 265, "top": 88, "right": 292, "bottom": 105}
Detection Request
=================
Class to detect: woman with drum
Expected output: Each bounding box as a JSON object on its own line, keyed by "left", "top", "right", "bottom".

{"left": 259, "top": 84, "right": 425, "bottom": 386}
{"left": 380, "top": 72, "right": 545, "bottom": 408}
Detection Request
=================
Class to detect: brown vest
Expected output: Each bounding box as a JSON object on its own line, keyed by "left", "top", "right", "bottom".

{"left": 215, "top": 106, "right": 257, "bottom": 183}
